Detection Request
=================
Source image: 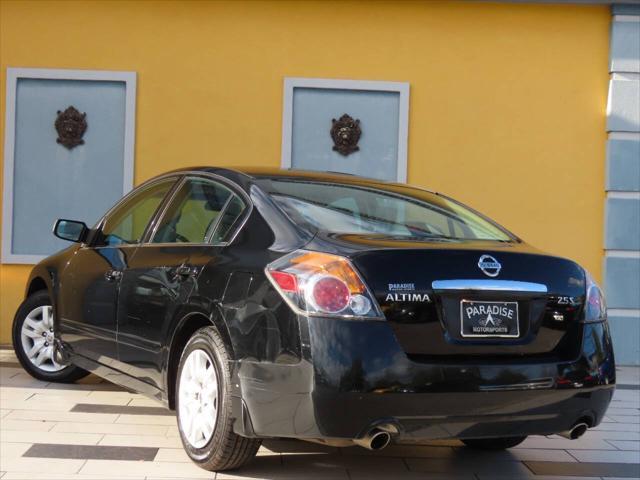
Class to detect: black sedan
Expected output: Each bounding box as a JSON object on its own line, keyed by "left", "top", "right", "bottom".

{"left": 13, "top": 167, "right": 615, "bottom": 471}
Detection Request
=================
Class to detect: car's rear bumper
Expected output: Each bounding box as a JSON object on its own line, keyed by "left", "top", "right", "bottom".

{"left": 233, "top": 318, "right": 615, "bottom": 441}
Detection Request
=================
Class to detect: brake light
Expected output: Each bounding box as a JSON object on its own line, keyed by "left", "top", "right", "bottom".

{"left": 308, "top": 275, "right": 350, "bottom": 313}
{"left": 265, "top": 250, "right": 383, "bottom": 319}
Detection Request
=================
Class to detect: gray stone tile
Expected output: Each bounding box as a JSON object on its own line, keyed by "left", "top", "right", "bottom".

{"left": 568, "top": 449, "right": 640, "bottom": 464}
{"left": 526, "top": 460, "right": 640, "bottom": 478}
{"left": 607, "top": 138, "right": 640, "bottom": 193}
{"left": 613, "top": 389, "right": 640, "bottom": 401}
{"left": 434, "top": 447, "right": 576, "bottom": 463}
{"left": 611, "top": 17, "right": 640, "bottom": 73}
{"left": 587, "top": 431, "right": 640, "bottom": 441}
{"left": 618, "top": 385, "right": 640, "bottom": 392}
{"left": 283, "top": 453, "right": 408, "bottom": 472}
{"left": 609, "top": 416, "right": 640, "bottom": 424}
{"left": 405, "top": 457, "right": 533, "bottom": 476}
{"left": 217, "top": 454, "right": 349, "bottom": 479}
{"left": 617, "top": 367, "right": 640, "bottom": 386}
{"left": 611, "top": 401, "right": 640, "bottom": 409}
{"left": 605, "top": 197, "right": 640, "bottom": 250}
{"left": 608, "top": 440, "right": 640, "bottom": 451}
{"left": 607, "top": 77, "right": 640, "bottom": 133}
{"left": 607, "top": 408, "right": 640, "bottom": 416}
{"left": 594, "top": 422, "right": 640, "bottom": 432}
{"left": 339, "top": 444, "right": 454, "bottom": 458}
{"left": 23, "top": 443, "right": 158, "bottom": 461}
{"left": 517, "top": 436, "right": 616, "bottom": 450}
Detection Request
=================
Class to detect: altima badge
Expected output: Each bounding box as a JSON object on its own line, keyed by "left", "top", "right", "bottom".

{"left": 385, "top": 292, "right": 431, "bottom": 302}
{"left": 478, "top": 254, "right": 501, "bottom": 277}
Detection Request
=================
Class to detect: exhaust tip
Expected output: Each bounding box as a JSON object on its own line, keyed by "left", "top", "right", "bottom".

{"left": 369, "top": 431, "right": 391, "bottom": 450}
{"left": 570, "top": 423, "right": 588, "bottom": 440}
{"left": 559, "top": 422, "right": 589, "bottom": 440}
{"left": 353, "top": 427, "right": 393, "bottom": 450}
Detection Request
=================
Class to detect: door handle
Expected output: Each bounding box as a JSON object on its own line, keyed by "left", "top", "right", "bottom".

{"left": 104, "top": 270, "right": 122, "bottom": 282}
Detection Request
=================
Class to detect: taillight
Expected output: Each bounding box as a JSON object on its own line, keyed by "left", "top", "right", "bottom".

{"left": 265, "top": 250, "right": 383, "bottom": 319}
{"left": 583, "top": 271, "right": 607, "bottom": 323}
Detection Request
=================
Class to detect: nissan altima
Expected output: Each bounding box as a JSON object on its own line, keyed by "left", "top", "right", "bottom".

{"left": 12, "top": 167, "right": 615, "bottom": 471}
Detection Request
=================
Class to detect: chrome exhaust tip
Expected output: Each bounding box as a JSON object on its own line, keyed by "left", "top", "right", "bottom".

{"left": 559, "top": 422, "right": 589, "bottom": 440}
{"left": 353, "top": 428, "right": 392, "bottom": 451}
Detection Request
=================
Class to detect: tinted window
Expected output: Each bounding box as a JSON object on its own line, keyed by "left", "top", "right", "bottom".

{"left": 98, "top": 179, "right": 175, "bottom": 247}
{"left": 211, "top": 195, "right": 247, "bottom": 243}
{"left": 261, "top": 179, "right": 513, "bottom": 242}
{"left": 152, "top": 178, "right": 243, "bottom": 244}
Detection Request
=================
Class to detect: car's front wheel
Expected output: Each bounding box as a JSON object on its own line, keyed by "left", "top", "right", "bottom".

{"left": 12, "top": 291, "right": 88, "bottom": 383}
{"left": 176, "top": 326, "right": 261, "bottom": 471}
{"left": 461, "top": 436, "right": 527, "bottom": 450}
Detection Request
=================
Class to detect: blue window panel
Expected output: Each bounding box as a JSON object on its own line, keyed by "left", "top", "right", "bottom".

{"left": 606, "top": 139, "right": 640, "bottom": 192}
{"left": 607, "top": 78, "right": 640, "bottom": 133}
{"left": 12, "top": 79, "right": 126, "bottom": 255}
{"left": 605, "top": 198, "right": 640, "bottom": 250}
{"left": 291, "top": 87, "right": 400, "bottom": 182}
{"left": 604, "top": 256, "right": 640, "bottom": 309}
{"left": 611, "top": 19, "right": 640, "bottom": 74}
{"left": 608, "top": 315, "right": 640, "bottom": 366}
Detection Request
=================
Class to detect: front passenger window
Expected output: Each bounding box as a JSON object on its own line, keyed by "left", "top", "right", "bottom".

{"left": 152, "top": 178, "right": 243, "bottom": 244}
{"left": 97, "top": 179, "right": 176, "bottom": 247}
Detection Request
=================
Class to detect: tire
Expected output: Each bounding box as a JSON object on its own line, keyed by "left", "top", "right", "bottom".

{"left": 461, "top": 436, "right": 527, "bottom": 450}
{"left": 176, "top": 326, "right": 261, "bottom": 471}
{"left": 12, "top": 290, "right": 89, "bottom": 383}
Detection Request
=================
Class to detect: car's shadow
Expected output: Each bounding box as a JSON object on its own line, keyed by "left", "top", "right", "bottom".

{"left": 216, "top": 438, "right": 531, "bottom": 479}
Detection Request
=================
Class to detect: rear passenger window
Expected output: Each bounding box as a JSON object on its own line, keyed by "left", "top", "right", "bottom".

{"left": 152, "top": 178, "right": 245, "bottom": 244}
{"left": 211, "top": 195, "right": 246, "bottom": 243}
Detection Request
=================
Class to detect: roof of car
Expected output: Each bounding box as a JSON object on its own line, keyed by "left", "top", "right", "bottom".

{"left": 159, "top": 166, "right": 439, "bottom": 197}
{"left": 166, "top": 166, "right": 413, "bottom": 187}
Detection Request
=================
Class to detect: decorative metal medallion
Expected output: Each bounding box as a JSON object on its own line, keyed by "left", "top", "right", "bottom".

{"left": 330, "top": 114, "right": 361, "bottom": 156}
{"left": 55, "top": 106, "right": 87, "bottom": 149}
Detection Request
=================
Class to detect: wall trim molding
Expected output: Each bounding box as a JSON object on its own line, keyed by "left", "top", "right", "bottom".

{"left": 1, "top": 67, "right": 136, "bottom": 264}
{"left": 281, "top": 77, "right": 410, "bottom": 182}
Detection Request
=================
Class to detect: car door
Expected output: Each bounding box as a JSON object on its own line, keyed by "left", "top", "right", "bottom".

{"left": 116, "top": 175, "right": 248, "bottom": 389}
{"left": 57, "top": 177, "right": 178, "bottom": 366}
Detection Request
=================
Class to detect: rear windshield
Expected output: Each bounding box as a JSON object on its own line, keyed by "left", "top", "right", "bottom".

{"left": 259, "top": 178, "right": 514, "bottom": 242}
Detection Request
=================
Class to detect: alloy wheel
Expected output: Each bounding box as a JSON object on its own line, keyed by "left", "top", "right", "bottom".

{"left": 178, "top": 348, "right": 219, "bottom": 448}
{"left": 20, "top": 305, "right": 64, "bottom": 372}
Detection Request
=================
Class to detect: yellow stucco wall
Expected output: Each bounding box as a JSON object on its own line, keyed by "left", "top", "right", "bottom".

{"left": 0, "top": 1, "right": 610, "bottom": 343}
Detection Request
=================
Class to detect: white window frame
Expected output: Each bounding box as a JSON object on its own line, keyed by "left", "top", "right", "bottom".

{"left": 2, "top": 67, "right": 136, "bottom": 264}
{"left": 281, "top": 77, "right": 410, "bottom": 183}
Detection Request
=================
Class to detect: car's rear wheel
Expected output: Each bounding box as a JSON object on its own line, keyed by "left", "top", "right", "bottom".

{"left": 12, "top": 290, "right": 88, "bottom": 383}
{"left": 176, "top": 326, "right": 261, "bottom": 471}
{"left": 461, "top": 436, "right": 527, "bottom": 450}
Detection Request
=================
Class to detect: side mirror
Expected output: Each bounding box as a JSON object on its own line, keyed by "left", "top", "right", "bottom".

{"left": 53, "top": 219, "right": 88, "bottom": 243}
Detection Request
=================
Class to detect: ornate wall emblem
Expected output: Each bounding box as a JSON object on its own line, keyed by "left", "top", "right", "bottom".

{"left": 55, "top": 106, "right": 87, "bottom": 149}
{"left": 330, "top": 114, "right": 361, "bottom": 156}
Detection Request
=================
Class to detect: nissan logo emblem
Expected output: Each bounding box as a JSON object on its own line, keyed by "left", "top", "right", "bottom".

{"left": 478, "top": 254, "right": 501, "bottom": 277}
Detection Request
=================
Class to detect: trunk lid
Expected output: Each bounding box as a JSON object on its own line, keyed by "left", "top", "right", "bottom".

{"left": 322, "top": 235, "right": 586, "bottom": 361}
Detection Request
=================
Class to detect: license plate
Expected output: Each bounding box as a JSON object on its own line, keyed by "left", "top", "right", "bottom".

{"left": 460, "top": 300, "right": 519, "bottom": 338}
